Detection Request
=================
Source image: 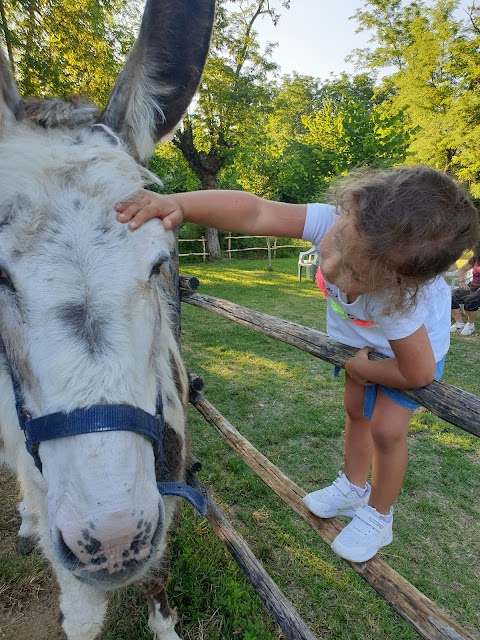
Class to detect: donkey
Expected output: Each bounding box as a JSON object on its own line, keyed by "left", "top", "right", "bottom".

{"left": 0, "top": 1, "right": 215, "bottom": 638}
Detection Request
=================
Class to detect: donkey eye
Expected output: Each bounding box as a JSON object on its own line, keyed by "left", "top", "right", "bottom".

{"left": 149, "top": 255, "right": 169, "bottom": 278}
{"left": 0, "top": 266, "right": 15, "bottom": 290}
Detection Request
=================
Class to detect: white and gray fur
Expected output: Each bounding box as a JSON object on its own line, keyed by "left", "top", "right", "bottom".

{"left": 0, "top": 2, "right": 214, "bottom": 639}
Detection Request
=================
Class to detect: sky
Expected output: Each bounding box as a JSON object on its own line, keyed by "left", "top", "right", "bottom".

{"left": 255, "top": 0, "right": 371, "bottom": 80}
{"left": 254, "top": 0, "right": 472, "bottom": 81}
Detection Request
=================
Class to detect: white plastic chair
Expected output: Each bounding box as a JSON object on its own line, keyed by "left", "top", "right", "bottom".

{"left": 298, "top": 247, "right": 318, "bottom": 281}
{"left": 444, "top": 269, "right": 459, "bottom": 290}
{"left": 444, "top": 268, "right": 473, "bottom": 290}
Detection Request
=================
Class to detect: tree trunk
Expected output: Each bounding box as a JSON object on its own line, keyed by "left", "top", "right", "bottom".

{"left": 174, "top": 118, "right": 225, "bottom": 261}
{"left": 444, "top": 148, "right": 456, "bottom": 175}
{"left": 204, "top": 225, "right": 221, "bottom": 261}
{"left": 200, "top": 174, "right": 222, "bottom": 261}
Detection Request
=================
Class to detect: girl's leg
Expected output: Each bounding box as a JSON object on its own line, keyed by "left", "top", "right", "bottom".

{"left": 343, "top": 371, "right": 374, "bottom": 488}
{"left": 368, "top": 388, "right": 413, "bottom": 514}
{"left": 330, "top": 389, "right": 412, "bottom": 562}
{"left": 302, "top": 372, "right": 372, "bottom": 518}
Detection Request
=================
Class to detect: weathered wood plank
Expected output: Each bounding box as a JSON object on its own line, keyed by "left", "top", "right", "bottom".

{"left": 189, "top": 474, "right": 318, "bottom": 640}
{"left": 190, "top": 388, "right": 475, "bottom": 640}
{"left": 181, "top": 291, "right": 480, "bottom": 437}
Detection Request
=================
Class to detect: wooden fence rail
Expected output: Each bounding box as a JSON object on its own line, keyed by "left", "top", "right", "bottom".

{"left": 226, "top": 234, "right": 310, "bottom": 260}
{"left": 189, "top": 472, "right": 318, "bottom": 640}
{"left": 178, "top": 237, "right": 208, "bottom": 261}
{"left": 178, "top": 236, "right": 310, "bottom": 261}
{"left": 180, "top": 290, "right": 480, "bottom": 438}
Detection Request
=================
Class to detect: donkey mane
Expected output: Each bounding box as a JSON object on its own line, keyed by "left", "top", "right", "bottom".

{"left": 23, "top": 97, "right": 99, "bottom": 129}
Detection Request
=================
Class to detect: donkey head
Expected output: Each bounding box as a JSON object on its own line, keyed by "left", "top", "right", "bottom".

{"left": 0, "top": 0, "right": 214, "bottom": 588}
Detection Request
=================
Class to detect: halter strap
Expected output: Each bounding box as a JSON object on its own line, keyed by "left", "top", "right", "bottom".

{"left": 9, "top": 371, "right": 207, "bottom": 516}
{"left": 25, "top": 404, "right": 163, "bottom": 470}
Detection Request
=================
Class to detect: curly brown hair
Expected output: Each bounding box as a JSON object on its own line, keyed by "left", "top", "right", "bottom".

{"left": 329, "top": 165, "right": 480, "bottom": 311}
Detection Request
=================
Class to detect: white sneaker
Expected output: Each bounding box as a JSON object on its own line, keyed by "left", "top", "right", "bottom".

{"left": 303, "top": 472, "right": 370, "bottom": 518}
{"left": 450, "top": 322, "right": 464, "bottom": 333}
{"left": 460, "top": 322, "right": 475, "bottom": 336}
{"left": 331, "top": 505, "right": 393, "bottom": 562}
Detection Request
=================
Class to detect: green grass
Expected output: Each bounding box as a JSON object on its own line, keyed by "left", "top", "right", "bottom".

{"left": 1, "top": 256, "right": 479, "bottom": 640}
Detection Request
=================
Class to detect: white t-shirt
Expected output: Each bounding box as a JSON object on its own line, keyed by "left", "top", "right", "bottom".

{"left": 302, "top": 203, "right": 451, "bottom": 360}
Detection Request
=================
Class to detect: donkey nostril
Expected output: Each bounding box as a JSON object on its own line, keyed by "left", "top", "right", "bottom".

{"left": 50, "top": 497, "right": 162, "bottom": 578}
{"left": 54, "top": 529, "right": 84, "bottom": 570}
{"left": 54, "top": 516, "right": 158, "bottom": 571}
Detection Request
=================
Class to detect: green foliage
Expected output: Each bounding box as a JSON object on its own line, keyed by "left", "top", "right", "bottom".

{"left": 1, "top": 0, "right": 141, "bottom": 105}
{"left": 233, "top": 72, "right": 410, "bottom": 204}
{"left": 303, "top": 74, "right": 410, "bottom": 187}
{"left": 150, "top": 144, "right": 201, "bottom": 195}
{"left": 352, "top": 0, "right": 480, "bottom": 196}
{"left": 3, "top": 0, "right": 480, "bottom": 206}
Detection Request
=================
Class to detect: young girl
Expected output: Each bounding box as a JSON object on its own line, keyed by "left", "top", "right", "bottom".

{"left": 115, "top": 166, "right": 479, "bottom": 563}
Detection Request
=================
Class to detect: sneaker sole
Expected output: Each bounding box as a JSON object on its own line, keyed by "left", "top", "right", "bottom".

{"left": 331, "top": 530, "right": 393, "bottom": 563}
{"left": 302, "top": 495, "right": 365, "bottom": 519}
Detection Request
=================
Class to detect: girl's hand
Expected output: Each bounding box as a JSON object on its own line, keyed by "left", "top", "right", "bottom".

{"left": 345, "top": 347, "right": 375, "bottom": 386}
{"left": 115, "top": 190, "right": 184, "bottom": 230}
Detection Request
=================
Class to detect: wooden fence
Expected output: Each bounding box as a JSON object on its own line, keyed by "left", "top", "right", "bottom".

{"left": 178, "top": 235, "right": 310, "bottom": 262}
{"left": 226, "top": 234, "right": 309, "bottom": 260}
{"left": 178, "top": 237, "right": 208, "bottom": 261}
{"left": 179, "top": 274, "right": 479, "bottom": 640}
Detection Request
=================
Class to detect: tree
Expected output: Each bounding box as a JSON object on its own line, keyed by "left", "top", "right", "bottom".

{"left": 0, "top": 0, "right": 141, "bottom": 105}
{"left": 172, "top": 0, "right": 289, "bottom": 260}
{"left": 303, "top": 73, "right": 410, "bottom": 193}
{"left": 352, "top": 0, "right": 480, "bottom": 195}
{"left": 232, "top": 72, "right": 325, "bottom": 202}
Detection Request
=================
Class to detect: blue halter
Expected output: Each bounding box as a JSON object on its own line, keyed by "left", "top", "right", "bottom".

{"left": 10, "top": 375, "right": 207, "bottom": 516}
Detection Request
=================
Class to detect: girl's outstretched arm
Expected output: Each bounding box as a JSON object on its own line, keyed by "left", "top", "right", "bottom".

{"left": 116, "top": 189, "right": 307, "bottom": 239}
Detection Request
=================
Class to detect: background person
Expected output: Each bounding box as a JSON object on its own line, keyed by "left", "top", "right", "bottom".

{"left": 450, "top": 249, "right": 480, "bottom": 336}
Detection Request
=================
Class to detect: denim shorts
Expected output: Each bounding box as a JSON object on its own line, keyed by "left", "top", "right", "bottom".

{"left": 334, "top": 356, "right": 446, "bottom": 420}
{"left": 362, "top": 356, "right": 446, "bottom": 419}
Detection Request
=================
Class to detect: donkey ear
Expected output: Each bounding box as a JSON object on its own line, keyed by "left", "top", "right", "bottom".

{"left": 0, "top": 47, "right": 24, "bottom": 133}
{"left": 99, "top": 0, "right": 215, "bottom": 163}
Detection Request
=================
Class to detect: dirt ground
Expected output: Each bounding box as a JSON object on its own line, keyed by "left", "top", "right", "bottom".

{"left": 0, "top": 468, "right": 64, "bottom": 640}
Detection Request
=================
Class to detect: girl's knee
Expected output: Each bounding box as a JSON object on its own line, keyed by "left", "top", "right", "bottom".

{"left": 371, "top": 423, "right": 408, "bottom": 452}
{"left": 344, "top": 395, "right": 366, "bottom": 422}
{"left": 370, "top": 397, "right": 410, "bottom": 451}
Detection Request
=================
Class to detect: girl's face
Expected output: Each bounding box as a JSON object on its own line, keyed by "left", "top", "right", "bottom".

{"left": 319, "top": 215, "right": 372, "bottom": 298}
